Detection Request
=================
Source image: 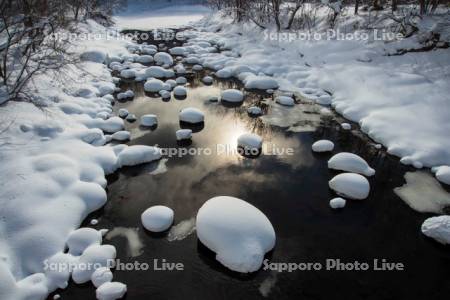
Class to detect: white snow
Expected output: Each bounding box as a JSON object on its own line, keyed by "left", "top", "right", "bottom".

{"left": 221, "top": 89, "right": 244, "bottom": 103}
{"left": 202, "top": 76, "right": 213, "bottom": 84}
{"left": 72, "top": 244, "right": 116, "bottom": 284}
{"left": 111, "top": 131, "right": 131, "bottom": 142}
{"left": 247, "top": 106, "right": 262, "bottom": 116}
{"left": 116, "top": 145, "right": 162, "bottom": 168}
{"left": 176, "top": 76, "right": 187, "bottom": 85}
{"left": 312, "top": 140, "right": 335, "bottom": 153}
{"left": 66, "top": 228, "right": 102, "bottom": 256}
{"left": 193, "top": 64, "right": 204, "bottom": 71}
{"left": 154, "top": 52, "right": 174, "bottom": 66}
{"left": 341, "top": 123, "right": 351, "bottom": 130}
{"left": 91, "top": 267, "right": 113, "bottom": 288}
{"left": 141, "top": 114, "right": 158, "bottom": 127}
{"left": 196, "top": 196, "right": 276, "bottom": 273}
{"left": 244, "top": 75, "right": 279, "bottom": 90}
{"left": 421, "top": 216, "right": 450, "bottom": 245}
{"left": 136, "top": 55, "right": 154, "bottom": 64}
{"left": 433, "top": 166, "right": 450, "bottom": 185}
{"left": 275, "top": 96, "right": 295, "bottom": 106}
{"left": 170, "top": 47, "right": 187, "bottom": 56}
{"left": 118, "top": 109, "right": 129, "bottom": 118}
{"left": 117, "top": 90, "right": 134, "bottom": 100}
{"left": 329, "top": 173, "right": 370, "bottom": 200}
{"left": 173, "top": 86, "right": 187, "bottom": 97}
{"left": 144, "top": 79, "right": 165, "bottom": 92}
{"left": 179, "top": 107, "right": 204, "bottom": 124}
{"left": 329, "top": 197, "right": 347, "bottom": 209}
{"left": 328, "top": 152, "right": 375, "bottom": 176}
{"left": 141, "top": 206, "right": 174, "bottom": 232}
{"left": 96, "top": 282, "right": 127, "bottom": 300}
{"left": 176, "top": 129, "right": 193, "bottom": 141}
{"left": 145, "top": 66, "right": 171, "bottom": 79}
{"left": 238, "top": 133, "right": 263, "bottom": 150}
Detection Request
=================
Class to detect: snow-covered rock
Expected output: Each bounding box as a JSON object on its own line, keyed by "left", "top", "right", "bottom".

{"left": 154, "top": 52, "right": 174, "bottom": 66}
{"left": 421, "top": 215, "right": 450, "bottom": 244}
{"left": 221, "top": 89, "right": 244, "bottom": 103}
{"left": 126, "top": 114, "right": 137, "bottom": 122}
{"left": 116, "top": 145, "right": 162, "bottom": 168}
{"left": 329, "top": 173, "right": 370, "bottom": 200}
{"left": 193, "top": 64, "right": 203, "bottom": 71}
{"left": 66, "top": 228, "right": 102, "bottom": 256}
{"left": 117, "top": 90, "right": 134, "bottom": 100}
{"left": 238, "top": 133, "right": 263, "bottom": 151}
{"left": 173, "top": 86, "right": 187, "bottom": 97}
{"left": 247, "top": 106, "right": 262, "bottom": 116}
{"left": 202, "top": 76, "right": 213, "bottom": 84}
{"left": 144, "top": 79, "right": 165, "bottom": 92}
{"left": 275, "top": 96, "right": 295, "bottom": 106}
{"left": 145, "top": 66, "right": 171, "bottom": 79}
{"left": 312, "top": 140, "right": 334, "bottom": 153}
{"left": 136, "top": 55, "right": 153, "bottom": 64}
{"left": 72, "top": 244, "right": 116, "bottom": 284}
{"left": 160, "top": 90, "right": 171, "bottom": 99}
{"left": 141, "top": 206, "right": 174, "bottom": 232}
{"left": 140, "top": 114, "right": 158, "bottom": 127}
{"left": 244, "top": 75, "right": 279, "bottom": 90}
{"left": 169, "top": 47, "right": 187, "bottom": 56}
{"left": 176, "top": 129, "right": 193, "bottom": 141}
{"left": 91, "top": 267, "right": 113, "bottom": 288}
{"left": 111, "top": 131, "right": 130, "bottom": 142}
{"left": 98, "top": 117, "right": 124, "bottom": 133}
{"left": 328, "top": 152, "right": 375, "bottom": 176}
{"left": 179, "top": 108, "right": 204, "bottom": 124}
{"left": 119, "top": 69, "right": 135, "bottom": 79}
{"left": 196, "top": 196, "right": 276, "bottom": 273}
{"left": 329, "top": 197, "right": 346, "bottom": 209}
{"left": 165, "top": 79, "right": 177, "bottom": 89}
{"left": 433, "top": 166, "right": 450, "bottom": 185}
{"left": 96, "top": 282, "right": 127, "bottom": 300}
{"left": 341, "top": 123, "right": 351, "bottom": 130}
{"left": 176, "top": 76, "right": 187, "bottom": 85}
{"left": 118, "top": 109, "right": 128, "bottom": 118}
{"left": 80, "top": 50, "right": 106, "bottom": 63}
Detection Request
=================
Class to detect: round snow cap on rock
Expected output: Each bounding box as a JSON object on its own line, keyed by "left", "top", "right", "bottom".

{"left": 141, "top": 114, "right": 158, "bottom": 127}
{"left": 221, "top": 89, "right": 244, "bottom": 103}
{"left": 154, "top": 52, "right": 173, "bottom": 66}
{"left": 141, "top": 206, "right": 174, "bottom": 232}
{"left": 275, "top": 96, "right": 295, "bottom": 106}
{"left": 202, "top": 76, "right": 213, "bottom": 84}
{"left": 179, "top": 108, "right": 204, "bottom": 124}
{"left": 329, "top": 173, "right": 370, "bottom": 200}
{"left": 421, "top": 215, "right": 450, "bottom": 244}
{"left": 144, "top": 79, "right": 165, "bottom": 93}
{"left": 66, "top": 228, "right": 102, "bottom": 256}
{"left": 91, "top": 267, "right": 113, "bottom": 288}
{"left": 173, "top": 86, "right": 187, "bottom": 97}
{"left": 96, "top": 282, "right": 127, "bottom": 300}
{"left": 329, "top": 197, "right": 346, "bottom": 209}
{"left": 247, "top": 106, "right": 262, "bottom": 116}
{"left": 237, "top": 133, "right": 263, "bottom": 155}
{"left": 176, "top": 77, "right": 187, "bottom": 85}
{"left": 196, "top": 196, "right": 276, "bottom": 273}
{"left": 176, "top": 129, "right": 192, "bottom": 141}
{"left": 312, "top": 140, "right": 334, "bottom": 153}
{"left": 328, "top": 152, "right": 375, "bottom": 176}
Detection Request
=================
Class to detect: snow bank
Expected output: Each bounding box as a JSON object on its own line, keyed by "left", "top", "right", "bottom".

{"left": 141, "top": 206, "right": 174, "bottom": 232}
{"left": 432, "top": 166, "right": 450, "bottom": 185}
{"left": 329, "top": 173, "right": 370, "bottom": 200}
{"left": 179, "top": 108, "right": 204, "bottom": 124}
{"left": 312, "top": 140, "right": 334, "bottom": 153}
{"left": 116, "top": 145, "right": 162, "bottom": 168}
{"left": 328, "top": 152, "right": 375, "bottom": 176}
{"left": 196, "top": 196, "right": 276, "bottom": 273}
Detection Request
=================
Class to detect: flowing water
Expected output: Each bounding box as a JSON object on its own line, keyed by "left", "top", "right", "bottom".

{"left": 51, "top": 30, "right": 450, "bottom": 300}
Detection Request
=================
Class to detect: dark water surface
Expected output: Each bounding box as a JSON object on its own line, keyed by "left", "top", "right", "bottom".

{"left": 51, "top": 34, "right": 450, "bottom": 300}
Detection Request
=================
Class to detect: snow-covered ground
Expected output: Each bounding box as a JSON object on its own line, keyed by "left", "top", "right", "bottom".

{"left": 184, "top": 9, "right": 450, "bottom": 169}
{"left": 114, "top": 1, "right": 211, "bottom": 30}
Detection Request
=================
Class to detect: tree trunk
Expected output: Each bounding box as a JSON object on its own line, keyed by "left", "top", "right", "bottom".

{"left": 355, "top": 0, "right": 360, "bottom": 14}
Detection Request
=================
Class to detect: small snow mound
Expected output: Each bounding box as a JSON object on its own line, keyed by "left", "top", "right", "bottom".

{"left": 141, "top": 114, "right": 158, "bottom": 127}
{"left": 203, "top": 76, "right": 213, "bottom": 84}
{"left": 328, "top": 152, "right": 375, "bottom": 176}
{"left": 72, "top": 244, "right": 116, "bottom": 284}
{"left": 111, "top": 131, "right": 130, "bottom": 142}
{"left": 329, "top": 173, "right": 370, "bottom": 200}
{"left": 136, "top": 55, "right": 153, "bottom": 64}
{"left": 116, "top": 145, "right": 162, "bottom": 168}
{"left": 144, "top": 79, "right": 165, "bottom": 92}
{"left": 312, "top": 140, "right": 334, "bottom": 153}
{"left": 179, "top": 108, "right": 204, "bottom": 124}
{"left": 193, "top": 64, "right": 203, "bottom": 71}
{"left": 66, "top": 228, "right": 102, "bottom": 256}
{"left": 176, "top": 129, "right": 192, "bottom": 141}
{"left": 275, "top": 96, "right": 295, "bottom": 106}
{"left": 176, "top": 77, "right": 187, "bottom": 85}
{"left": 196, "top": 196, "right": 276, "bottom": 273}
{"left": 96, "top": 282, "right": 127, "bottom": 300}
{"left": 341, "top": 123, "right": 351, "bottom": 130}
{"left": 145, "top": 66, "right": 170, "bottom": 78}
{"left": 91, "top": 267, "right": 113, "bottom": 288}
{"left": 141, "top": 206, "right": 174, "bottom": 232}
{"left": 221, "top": 89, "right": 244, "bottom": 103}
{"left": 238, "top": 133, "right": 263, "bottom": 150}
{"left": 118, "top": 109, "right": 128, "bottom": 118}
{"left": 422, "top": 216, "right": 450, "bottom": 244}
{"left": 433, "top": 166, "right": 450, "bottom": 185}
{"left": 329, "top": 197, "right": 346, "bottom": 209}
{"left": 117, "top": 90, "right": 134, "bottom": 100}
{"left": 173, "top": 86, "right": 187, "bottom": 97}
{"left": 247, "top": 106, "right": 262, "bottom": 116}
{"left": 154, "top": 52, "right": 174, "bottom": 66}
{"left": 169, "top": 47, "right": 187, "bottom": 56}
{"left": 244, "top": 75, "right": 279, "bottom": 90}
